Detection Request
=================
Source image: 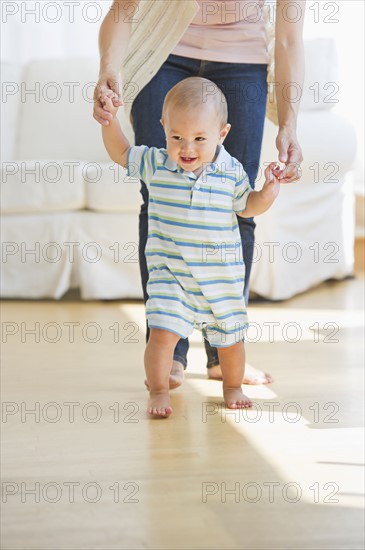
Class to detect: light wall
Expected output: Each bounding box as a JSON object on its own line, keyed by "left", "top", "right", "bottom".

{"left": 1, "top": 0, "right": 364, "bottom": 188}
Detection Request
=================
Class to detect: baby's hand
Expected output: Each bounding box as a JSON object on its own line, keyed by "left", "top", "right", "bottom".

{"left": 101, "top": 91, "right": 119, "bottom": 119}
{"left": 262, "top": 162, "right": 282, "bottom": 200}
{"left": 265, "top": 162, "right": 285, "bottom": 182}
{"left": 264, "top": 162, "right": 282, "bottom": 184}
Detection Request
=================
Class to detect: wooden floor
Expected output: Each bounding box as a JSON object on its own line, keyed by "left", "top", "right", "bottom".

{"left": 1, "top": 269, "right": 364, "bottom": 549}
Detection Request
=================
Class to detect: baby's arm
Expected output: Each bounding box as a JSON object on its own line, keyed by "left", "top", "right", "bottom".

{"left": 101, "top": 95, "right": 130, "bottom": 167}
{"left": 238, "top": 163, "right": 283, "bottom": 218}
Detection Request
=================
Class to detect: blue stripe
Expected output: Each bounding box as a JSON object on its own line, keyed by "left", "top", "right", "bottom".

{"left": 126, "top": 148, "right": 135, "bottom": 178}
{"left": 146, "top": 252, "right": 181, "bottom": 259}
{"left": 206, "top": 323, "right": 249, "bottom": 335}
{"left": 209, "top": 188, "right": 234, "bottom": 198}
{"left": 148, "top": 267, "right": 244, "bottom": 285}
{"left": 236, "top": 187, "right": 250, "bottom": 198}
{"left": 235, "top": 178, "right": 249, "bottom": 187}
{"left": 146, "top": 251, "right": 243, "bottom": 267}
{"left": 149, "top": 232, "right": 201, "bottom": 247}
{"left": 148, "top": 279, "right": 203, "bottom": 295}
{"left": 150, "top": 198, "right": 230, "bottom": 213}
{"left": 146, "top": 310, "right": 193, "bottom": 323}
{"left": 215, "top": 311, "right": 246, "bottom": 320}
{"left": 148, "top": 280, "right": 242, "bottom": 302}
{"left": 199, "top": 278, "right": 244, "bottom": 285}
{"left": 209, "top": 172, "right": 236, "bottom": 183}
{"left": 149, "top": 266, "right": 193, "bottom": 278}
{"left": 149, "top": 233, "right": 239, "bottom": 249}
{"left": 148, "top": 313, "right": 247, "bottom": 333}
{"left": 147, "top": 324, "right": 188, "bottom": 338}
{"left": 148, "top": 279, "right": 180, "bottom": 285}
{"left": 150, "top": 183, "right": 191, "bottom": 191}
{"left": 149, "top": 295, "right": 210, "bottom": 314}
{"left": 151, "top": 148, "right": 156, "bottom": 174}
{"left": 186, "top": 261, "right": 244, "bottom": 267}
{"left": 207, "top": 295, "right": 242, "bottom": 303}
{"left": 140, "top": 146, "right": 149, "bottom": 181}
{"left": 148, "top": 279, "right": 242, "bottom": 299}
{"left": 149, "top": 215, "right": 232, "bottom": 231}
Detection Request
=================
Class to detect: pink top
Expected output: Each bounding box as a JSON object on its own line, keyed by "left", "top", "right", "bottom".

{"left": 172, "top": 0, "right": 268, "bottom": 64}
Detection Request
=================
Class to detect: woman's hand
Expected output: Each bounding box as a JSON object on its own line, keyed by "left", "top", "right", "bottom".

{"left": 275, "top": 127, "right": 303, "bottom": 183}
{"left": 93, "top": 69, "right": 123, "bottom": 126}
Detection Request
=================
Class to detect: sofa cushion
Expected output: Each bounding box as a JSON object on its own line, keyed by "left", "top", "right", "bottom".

{"left": 84, "top": 162, "right": 142, "bottom": 212}
{"left": 301, "top": 38, "right": 339, "bottom": 112}
{"left": 16, "top": 58, "right": 111, "bottom": 162}
{"left": 1, "top": 62, "right": 23, "bottom": 161}
{"left": 1, "top": 160, "right": 85, "bottom": 214}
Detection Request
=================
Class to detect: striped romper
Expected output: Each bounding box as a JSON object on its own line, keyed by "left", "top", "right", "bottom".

{"left": 127, "top": 144, "right": 252, "bottom": 347}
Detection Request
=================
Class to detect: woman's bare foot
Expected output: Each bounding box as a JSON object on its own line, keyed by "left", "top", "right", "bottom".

{"left": 223, "top": 387, "right": 252, "bottom": 409}
{"left": 147, "top": 390, "right": 172, "bottom": 418}
{"left": 145, "top": 360, "right": 184, "bottom": 390}
{"left": 169, "top": 360, "right": 185, "bottom": 388}
{"left": 208, "top": 363, "right": 273, "bottom": 385}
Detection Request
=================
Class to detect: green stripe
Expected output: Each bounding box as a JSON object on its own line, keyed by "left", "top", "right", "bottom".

{"left": 150, "top": 213, "right": 229, "bottom": 229}
{"left": 149, "top": 230, "right": 235, "bottom": 246}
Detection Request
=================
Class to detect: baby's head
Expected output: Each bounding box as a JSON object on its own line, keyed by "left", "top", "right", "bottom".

{"left": 160, "top": 77, "right": 231, "bottom": 174}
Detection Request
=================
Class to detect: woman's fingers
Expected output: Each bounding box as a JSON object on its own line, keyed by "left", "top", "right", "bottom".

{"left": 277, "top": 162, "right": 302, "bottom": 182}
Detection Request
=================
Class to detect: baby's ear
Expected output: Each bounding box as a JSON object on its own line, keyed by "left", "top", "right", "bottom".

{"left": 220, "top": 123, "right": 231, "bottom": 142}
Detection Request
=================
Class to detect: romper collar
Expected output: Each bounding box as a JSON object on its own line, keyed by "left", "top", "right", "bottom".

{"left": 163, "top": 152, "right": 197, "bottom": 180}
{"left": 163, "top": 145, "right": 233, "bottom": 178}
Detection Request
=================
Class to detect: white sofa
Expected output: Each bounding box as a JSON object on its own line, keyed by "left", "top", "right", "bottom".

{"left": 0, "top": 38, "right": 357, "bottom": 301}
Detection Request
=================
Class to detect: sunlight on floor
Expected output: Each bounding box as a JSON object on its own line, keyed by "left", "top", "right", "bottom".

{"left": 119, "top": 299, "right": 364, "bottom": 511}
{"left": 185, "top": 375, "right": 363, "bottom": 511}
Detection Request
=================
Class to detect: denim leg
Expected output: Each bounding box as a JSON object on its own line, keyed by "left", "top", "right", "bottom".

{"left": 201, "top": 63, "right": 268, "bottom": 368}
{"left": 132, "top": 55, "right": 202, "bottom": 369}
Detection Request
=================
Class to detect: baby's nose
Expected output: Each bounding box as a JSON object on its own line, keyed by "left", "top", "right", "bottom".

{"left": 182, "top": 141, "right": 194, "bottom": 153}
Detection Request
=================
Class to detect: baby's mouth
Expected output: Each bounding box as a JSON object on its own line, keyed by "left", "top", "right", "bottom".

{"left": 180, "top": 156, "right": 197, "bottom": 163}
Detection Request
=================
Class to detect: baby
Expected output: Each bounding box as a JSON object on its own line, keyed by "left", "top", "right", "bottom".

{"left": 102, "top": 77, "right": 284, "bottom": 418}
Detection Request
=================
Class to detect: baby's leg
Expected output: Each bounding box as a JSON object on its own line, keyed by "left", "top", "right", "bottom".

{"left": 145, "top": 328, "right": 180, "bottom": 418}
{"left": 217, "top": 342, "right": 252, "bottom": 409}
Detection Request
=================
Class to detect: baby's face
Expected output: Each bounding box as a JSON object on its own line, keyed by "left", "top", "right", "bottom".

{"left": 161, "top": 104, "right": 230, "bottom": 175}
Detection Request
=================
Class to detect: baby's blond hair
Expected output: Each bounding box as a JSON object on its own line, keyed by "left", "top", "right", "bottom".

{"left": 162, "top": 77, "right": 228, "bottom": 128}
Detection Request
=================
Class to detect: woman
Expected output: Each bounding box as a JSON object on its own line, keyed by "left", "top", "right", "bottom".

{"left": 93, "top": 0, "right": 305, "bottom": 388}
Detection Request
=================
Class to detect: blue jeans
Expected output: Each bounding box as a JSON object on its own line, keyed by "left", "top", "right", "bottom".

{"left": 131, "top": 54, "right": 268, "bottom": 369}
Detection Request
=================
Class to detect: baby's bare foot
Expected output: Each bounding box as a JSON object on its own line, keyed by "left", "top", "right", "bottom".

{"left": 147, "top": 390, "right": 172, "bottom": 418}
{"left": 208, "top": 364, "right": 273, "bottom": 385}
{"left": 145, "top": 360, "right": 184, "bottom": 391}
{"left": 223, "top": 387, "right": 252, "bottom": 409}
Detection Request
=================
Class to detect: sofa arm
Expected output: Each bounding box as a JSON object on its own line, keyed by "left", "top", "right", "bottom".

{"left": 250, "top": 111, "right": 357, "bottom": 300}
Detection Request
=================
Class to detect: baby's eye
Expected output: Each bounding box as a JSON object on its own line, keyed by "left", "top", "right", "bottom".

{"left": 195, "top": 137, "right": 206, "bottom": 142}
{"left": 172, "top": 136, "right": 182, "bottom": 141}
